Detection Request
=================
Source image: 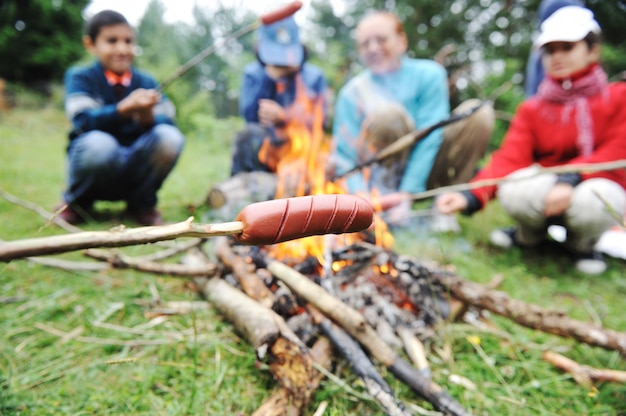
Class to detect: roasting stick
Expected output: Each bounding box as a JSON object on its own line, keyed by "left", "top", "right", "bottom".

{"left": 409, "top": 159, "right": 626, "bottom": 202}
{"left": 0, "top": 194, "right": 374, "bottom": 262}
{"left": 331, "top": 102, "right": 486, "bottom": 181}
{"left": 158, "top": 1, "right": 303, "bottom": 90}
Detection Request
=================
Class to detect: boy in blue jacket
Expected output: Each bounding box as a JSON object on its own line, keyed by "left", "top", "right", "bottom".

{"left": 230, "top": 15, "right": 328, "bottom": 175}
{"left": 57, "top": 10, "right": 184, "bottom": 225}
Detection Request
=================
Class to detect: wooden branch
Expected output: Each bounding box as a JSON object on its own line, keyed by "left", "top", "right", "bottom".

{"left": 409, "top": 159, "right": 626, "bottom": 201}
{"left": 197, "top": 277, "right": 320, "bottom": 413}
{"left": 0, "top": 187, "right": 82, "bottom": 233}
{"left": 543, "top": 350, "right": 626, "bottom": 387}
{"left": 214, "top": 237, "right": 276, "bottom": 308}
{"left": 253, "top": 337, "right": 333, "bottom": 416}
{"left": 267, "top": 261, "right": 469, "bottom": 416}
{"left": 432, "top": 270, "right": 626, "bottom": 355}
{"left": 134, "top": 238, "right": 204, "bottom": 262}
{"left": 308, "top": 305, "right": 411, "bottom": 416}
{"left": 83, "top": 249, "right": 217, "bottom": 277}
{"left": 0, "top": 217, "right": 244, "bottom": 262}
{"left": 25, "top": 256, "right": 109, "bottom": 271}
{"left": 397, "top": 327, "right": 430, "bottom": 376}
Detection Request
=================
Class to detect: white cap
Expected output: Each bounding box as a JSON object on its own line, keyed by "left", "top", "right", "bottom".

{"left": 534, "top": 6, "right": 601, "bottom": 48}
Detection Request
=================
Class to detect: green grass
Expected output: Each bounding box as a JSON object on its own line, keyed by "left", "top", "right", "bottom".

{"left": 1, "top": 96, "right": 626, "bottom": 415}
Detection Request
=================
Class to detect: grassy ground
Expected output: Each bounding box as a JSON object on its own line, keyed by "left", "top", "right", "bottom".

{"left": 1, "top": 96, "right": 625, "bottom": 415}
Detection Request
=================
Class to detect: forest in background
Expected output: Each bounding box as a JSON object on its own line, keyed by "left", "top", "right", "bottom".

{"left": 1, "top": 0, "right": 626, "bottom": 142}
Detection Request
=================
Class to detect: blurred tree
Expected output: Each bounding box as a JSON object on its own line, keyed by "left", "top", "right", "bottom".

{"left": 0, "top": 0, "right": 89, "bottom": 85}
{"left": 308, "top": 0, "right": 626, "bottom": 145}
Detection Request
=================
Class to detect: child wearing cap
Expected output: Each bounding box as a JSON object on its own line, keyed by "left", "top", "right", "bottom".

{"left": 58, "top": 10, "right": 185, "bottom": 226}
{"left": 230, "top": 15, "right": 328, "bottom": 176}
{"left": 436, "top": 6, "right": 626, "bottom": 275}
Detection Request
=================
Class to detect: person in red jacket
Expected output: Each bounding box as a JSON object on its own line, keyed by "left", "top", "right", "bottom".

{"left": 436, "top": 6, "right": 626, "bottom": 275}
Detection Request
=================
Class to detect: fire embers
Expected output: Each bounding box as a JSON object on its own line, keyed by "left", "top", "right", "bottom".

{"left": 327, "top": 245, "right": 450, "bottom": 348}
{"left": 229, "top": 240, "right": 450, "bottom": 349}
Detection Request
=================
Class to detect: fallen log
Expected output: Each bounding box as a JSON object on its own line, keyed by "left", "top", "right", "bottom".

{"left": 205, "top": 171, "right": 277, "bottom": 209}
{"left": 198, "top": 276, "right": 320, "bottom": 413}
{"left": 431, "top": 270, "right": 626, "bottom": 355}
{"left": 267, "top": 260, "right": 469, "bottom": 416}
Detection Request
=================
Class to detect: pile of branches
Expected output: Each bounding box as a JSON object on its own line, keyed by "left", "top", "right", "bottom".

{"left": 2, "top": 189, "right": 626, "bottom": 415}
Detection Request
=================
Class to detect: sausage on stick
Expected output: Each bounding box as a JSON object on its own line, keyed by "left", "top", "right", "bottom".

{"left": 159, "top": 1, "right": 303, "bottom": 90}
{"left": 0, "top": 194, "right": 374, "bottom": 262}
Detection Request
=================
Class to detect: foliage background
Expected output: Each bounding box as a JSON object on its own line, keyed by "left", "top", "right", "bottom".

{"left": 2, "top": 0, "right": 626, "bottom": 135}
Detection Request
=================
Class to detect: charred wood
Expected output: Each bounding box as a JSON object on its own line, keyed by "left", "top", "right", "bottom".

{"left": 308, "top": 306, "right": 410, "bottom": 416}
{"left": 198, "top": 276, "right": 322, "bottom": 413}
{"left": 254, "top": 337, "right": 334, "bottom": 416}
{"left": 214, "top": 237, "right": 276, "bottom": 308}
{"left": 268, "top": 260, "right": 469, "bottom": 416}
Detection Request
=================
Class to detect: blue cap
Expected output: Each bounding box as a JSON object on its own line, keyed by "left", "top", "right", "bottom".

{"left": 257, "top": 16, "right": 304, "bottom": 67}
{"left": 538, "top": 0, "right": 584, "bottom": 22}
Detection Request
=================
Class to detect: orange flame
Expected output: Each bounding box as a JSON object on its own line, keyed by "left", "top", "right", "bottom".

{"left": 258, "top": 76, "right": 393, "bottom": 267}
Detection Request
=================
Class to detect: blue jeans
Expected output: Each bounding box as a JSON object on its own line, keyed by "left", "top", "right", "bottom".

{"left": 230, "top": 123, "right": 285, "bottom": 176}
{"left": 64, "top": 124, "right": 185, "bottom": 210}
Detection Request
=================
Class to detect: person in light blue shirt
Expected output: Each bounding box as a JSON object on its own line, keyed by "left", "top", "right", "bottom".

{"left": 329, "top": 11, "right": 494, "bottom": 199}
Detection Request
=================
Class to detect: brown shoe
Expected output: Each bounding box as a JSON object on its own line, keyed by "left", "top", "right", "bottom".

{"left": 54, "top": 203, "right": 85, "bottom": 225}
{"left": 126, "top": 207, "right": 163, "bottom": 226}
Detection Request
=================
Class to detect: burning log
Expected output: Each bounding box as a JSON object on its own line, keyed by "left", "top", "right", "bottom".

{"left": 431, "top": 270, "right": 626, "bottom": 355}
{"left": 267, "top": 260, "right": 469, "bottom": 416}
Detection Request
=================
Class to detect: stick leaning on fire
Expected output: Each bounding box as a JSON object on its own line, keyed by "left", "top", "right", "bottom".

{"left": 330, "top": 101, "right": 488, "bottom": 182}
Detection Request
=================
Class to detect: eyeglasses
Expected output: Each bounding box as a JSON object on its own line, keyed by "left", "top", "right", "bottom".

{"left": 357, "top": 35, "right": 390, "bottom": 50}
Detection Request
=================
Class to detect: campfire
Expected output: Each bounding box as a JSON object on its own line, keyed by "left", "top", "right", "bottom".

{"left": 3, "top": 79, "right": 626, "bottom": 415}
{"left": 198, "top": 85, "right": 472, "bottom": 415}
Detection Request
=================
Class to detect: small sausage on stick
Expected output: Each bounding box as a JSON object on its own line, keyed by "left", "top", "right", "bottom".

{"left": 0, "top": 194, "right": 374, "bottom": 262}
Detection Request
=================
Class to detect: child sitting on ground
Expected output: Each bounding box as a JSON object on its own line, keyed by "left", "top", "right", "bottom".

{"left": 436, "top": 6, "right": 626, "bottom": 275}
{"left": 57, "top": 10, "right": 185, "bottom": 226}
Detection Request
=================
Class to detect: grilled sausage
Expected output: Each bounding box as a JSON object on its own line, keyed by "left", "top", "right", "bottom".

{"left": 234, "top": 194, "right": 374, "bottom": 245}
{"left": 260, "top": 1, "right": 303, "bottom": 25}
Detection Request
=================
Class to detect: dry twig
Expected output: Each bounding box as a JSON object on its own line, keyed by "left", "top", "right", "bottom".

{"left": 543, "top": 350, "right": 626, "bottom": 387}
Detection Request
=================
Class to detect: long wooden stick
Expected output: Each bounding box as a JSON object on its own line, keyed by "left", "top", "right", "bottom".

{"left": 0, "top": 217, "right": 242, "bottom": 262}
{"left": 331, "top": 102, "right": 485, "bottom": 181}
{"left": 410, "top": 159, "right": 626, "bottom": 201}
